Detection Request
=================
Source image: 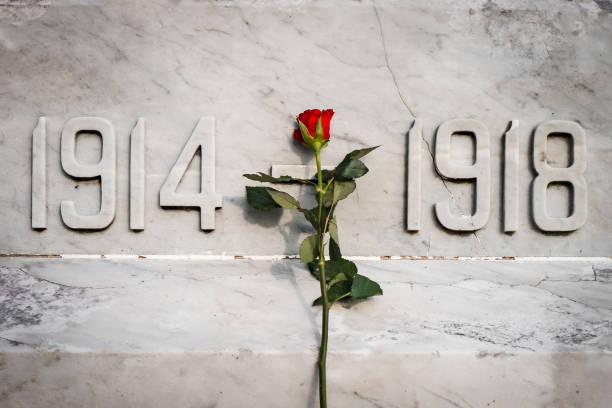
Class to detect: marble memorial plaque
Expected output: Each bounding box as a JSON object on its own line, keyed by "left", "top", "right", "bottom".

{"left": 0, "top": 0, "right": 610, "bottom": 256}
{"left": 2, "top": 2, "right": 612, "bottom": 407}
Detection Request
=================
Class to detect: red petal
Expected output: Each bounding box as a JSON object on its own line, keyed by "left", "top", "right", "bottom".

{"left": 293, "top": 128, "right": 304, "bottom": 143}
{"left": 297, "top": 109, "right": 321, "bottom": 137}
{"left": 321, "top": 109, "right": 334, "bottom": 140}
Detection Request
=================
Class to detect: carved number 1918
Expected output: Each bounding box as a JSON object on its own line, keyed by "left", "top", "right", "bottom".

{"left": 407, "top": 119, "right": 587, "bottom": 233}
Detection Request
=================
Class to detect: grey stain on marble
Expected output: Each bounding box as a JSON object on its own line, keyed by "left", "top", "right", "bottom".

{"left": 0, "top": 1, "right": 49, "bottom": 26}
{"left": 1, "top": 266, "right": 60, "bottom": 330}
{"left": 594, "top": 266, "right": 612, "bottom": 282}
{"left": 594, "top": 0, "right": 612, "bottom": 13}
{"left": 0, "top": 266, "right": 103, "bottom": 339}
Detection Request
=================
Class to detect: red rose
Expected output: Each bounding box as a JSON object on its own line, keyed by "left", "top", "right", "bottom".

{"left": 293, "top": 109, "right": 334, "bottom": 145}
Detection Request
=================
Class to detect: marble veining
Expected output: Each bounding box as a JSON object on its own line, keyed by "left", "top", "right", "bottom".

{"left": 0, "top": 257, "right": 611, "bottom": 407}
{"left": 1, "top": 258, "right": 610, "bottom": 353}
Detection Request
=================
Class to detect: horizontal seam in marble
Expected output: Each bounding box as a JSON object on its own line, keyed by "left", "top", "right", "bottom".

{"left": 1, "top": 254, "right": 611, "bottom": 261}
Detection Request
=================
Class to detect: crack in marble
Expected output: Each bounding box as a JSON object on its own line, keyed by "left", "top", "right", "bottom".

{"left": 421, "top": 387, "right": 469, "bottom": 408}
{"left": 419, "top": 131, "right": 456, "bottom": 202}
{"left": 0, "top": 335, "right": 36, "bottom": 348}
{"left": 314, "top": 41, "right": 385, "bottom": 70}
{"left": 407, "top": 115, "right": 457, "bottom": 214}
{"left": 16, "top": 268, "right": 120, "bottom": 290}
{"left": 353, "top": 390, "right": 400, "bottom": 408}
{"left": 372, "top": 1, "right": 415, "bottom": 118}
{"left": 422, "top": 321, "right": 537, "bottom": 352}
{"left": 378, "top": 274, "right": 611, "bottom": 323}
{"left": 472, "top": 231, "right": 486, "bottom": 253}
{"left": 529, "top": 284, "right": 604, "bottom": 311}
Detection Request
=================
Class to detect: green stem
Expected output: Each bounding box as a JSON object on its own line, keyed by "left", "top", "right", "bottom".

{"left": 315, "top": 148, "right": 329, "bottom": 408}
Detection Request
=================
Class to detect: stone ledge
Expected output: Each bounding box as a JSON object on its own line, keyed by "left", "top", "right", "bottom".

{"left": 1, "top": 258, "right": 610, "bottom": 353}
{"left": 1, "top": 351, "right": 610, "bottom": 408}
{"left": 1, "top": 258, "right": 611, "bottom": 407}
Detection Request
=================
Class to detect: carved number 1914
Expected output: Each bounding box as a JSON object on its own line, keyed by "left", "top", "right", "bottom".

{"left": 31, "top": 116, "right": 222, "bottom": 231}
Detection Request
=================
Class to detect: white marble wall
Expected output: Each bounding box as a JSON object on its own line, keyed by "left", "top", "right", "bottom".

{"left": 1, "top": 1, "right": 612, "bottom": 407}
{"left": 0, "top": 0, "right": 611, "bottom": 256}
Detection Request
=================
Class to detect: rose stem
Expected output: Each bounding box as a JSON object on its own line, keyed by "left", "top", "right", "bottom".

{"left": 315, "top": 149, "right": 329, "bottom": 408}
{"left": 315, "top": 147, "right": 329, "bottom": 408}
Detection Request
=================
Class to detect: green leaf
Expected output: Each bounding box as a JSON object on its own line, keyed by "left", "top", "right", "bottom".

{"left": 245, "top": 186, "right": 280, "bottom": 211}
{"left": 345, "top": 146, "right": 380, "bottom": 160}
{"left": 313, "top": 280, "right": 352, "bottom": 306}
{"left": 311, "top": 169, "right": 335, "bottom": 184}
{"left": 308, "top": 261, "right": 320, "bottom": 280}
{"left": 323, "top": 180, "right": 356, "bottom": 207}
{"left": 325, "top": 259, "right": 357, "bottom": 281}
{"left": 243, "top": 172, "right": 309, "bottom": 184}
{"left": 243, "top": 172, "right": 291, "bottom": 183}
{"left": 328, "top": 218, "right": 341, "bottom": 261}
{"left": 329, "top": 239, "right": 342, "bottom": 261}
{"left": 300, "top": 206, "right": 334, "bottom": 235}
{"left": 300, "top": 208, "right": 318, "bottom": 231}
{"left": 328, "top": 217, "right": 339, "bottom": 243}
{"left": 351, "top": 274, "right": 383, "bottom": 299}
{"left": 322, "top": 187, "right": 333, "bottom": 207}
{"left": 246, "top": 186, "right": 301, "bottom": 211}
{"left": 335, "top": 158, "right": 369, "bottom": 180}
{"left": 332, "top": 180, "right": 356, "bottom": 203}
{"left": 320, "top": 205, "right": 333, "bottom": 229}
{"left": 299, "top": 235, "right": 318, "bottom": 264}
{"left": 321, "top": 207, "right": 336, "bottom": 231}
{"left": 320, "top": 169, "right": 334, "bottom": 183}
{"left": 333, "top": 145, "right": 379, "bottom": 181}
{"left": 267, "top": 189, "right": 300, "bottom": 209}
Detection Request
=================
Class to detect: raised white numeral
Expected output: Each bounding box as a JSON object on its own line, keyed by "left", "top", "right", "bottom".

{"left": 434, "top": 119, "right": 490, "bottom": 231}
{"left": 160, "top": 117, "right": 222, "bottom": 230}
{"left": 31, "top": 117, "right": 47, "bottom": 229}
{"left": 532, "top": 120, "right": 587, "bottom": 231}
{"left": 503, "top": 120, "right": 519, "bottom": 232}
{"left": 60, "top": 117, "right": 116, "bottom": 230}
{"left": 407, "top": 118, "right": 422, "bottom": 231}
{"left": 130, "top": 118, "right": 146, "bottom": 230}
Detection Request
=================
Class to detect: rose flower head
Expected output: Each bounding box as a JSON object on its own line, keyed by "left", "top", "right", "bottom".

{"left": 293, "top": 109, "right": 334, "bottom": 150}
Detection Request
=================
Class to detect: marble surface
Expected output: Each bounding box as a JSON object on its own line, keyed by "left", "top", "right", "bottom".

{"left": 1, "top": 2, "right": 611, "bottom": 406}
{"left": 0, "top": 0, "right": 611, "bottom": 255}
{"left": 2, "top": 352, "right": 611, "bottom": 408}
{"left": 1, "top": 257, "right": 611, "bottom": 407}
{"left": 2, "top": 258, "right": 611, "bottom": 353}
